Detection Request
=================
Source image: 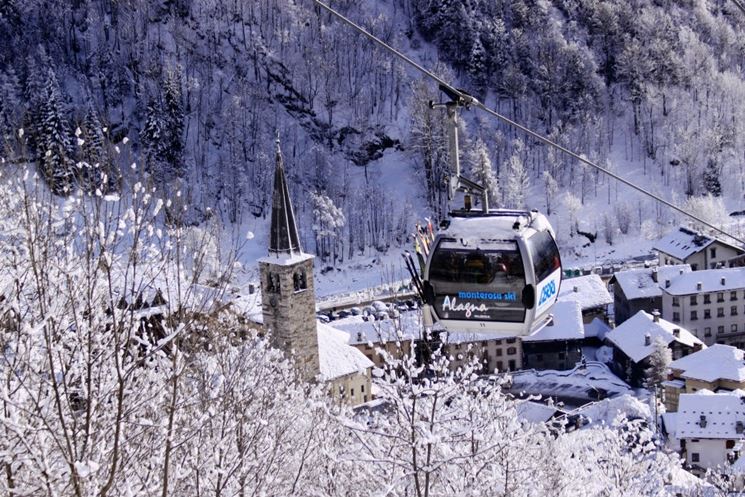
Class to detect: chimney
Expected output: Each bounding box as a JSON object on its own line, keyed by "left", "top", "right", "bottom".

{"left": 652, "top": 310, "right": 661, "bottom": 323}
{"left": 357, "top": 331, "right": 363, "bottom": 342}
{"left": 573, "top": 286, "right": 579, "bottom": 293}
{"left": 699, "top": 415, "right": 707, "bottom": 428}
{"left": 737, "top": 421, "right": 744, "bottom": 434}
{"left": 665, "top": 279, "right": 671, "bottom": 288}
{"left": 652, "top": 269, "right": 658, "bottom": 282}
{"left": 673, "top": 328, "right": 680, "bottom": 338}
{"left": 645, "top": 333, "right": 652, "bottom": 346}
{"left": 693, "top": 343, "right": 703, "bottom": 352}
{"left": 697, "top": 282, "right": 702, "bottom": 291}
{"left": 721, "top": 277, "right": 726, "bottom": 286}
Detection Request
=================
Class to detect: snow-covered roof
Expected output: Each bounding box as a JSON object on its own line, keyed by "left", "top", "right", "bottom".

{"left": 611, "top": 265, "right": 691, "bottom": 300}
{"left": 331, "top": 312, "right": 419, "bottom": 345}
{"left": 584, "top": 317, "right": 611, "bottom": 340}
{"left": 663, "top": 268, "right": 745, "bottom": 295}
{"left": 317, "top": 322, "right": 374, "bottom": 381}
{"left": 605, "top": 311, "right": 703, "bottom": 363}
{"left": 557, "top": 274, "right": 611, "bottom": 311}
{"left": 669, "top": 344, "right": 745, "bottom": 383}
{"left": 654, "top": 227, "right": 716, "bottom": 260}
{"left": 677, "top": 392, "right": 745, "bottom": 439}
{"left": 516, "top": 401, "right": 561, "bottom": 424}
{"left": 522, "top": 300, "right": 583, "bottom": 342}
{"left": 257, "top": 252, "right": 314, "bottom": 267}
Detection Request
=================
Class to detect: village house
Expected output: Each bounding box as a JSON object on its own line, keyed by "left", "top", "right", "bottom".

{"left": 522, "top": 300, "right": 584, "bottom": 370}
{"left": 258, "top": 139, "right": 372, "bottom": 406}
{"left": 654, "top": 227, "right": 743, "bottom": 271}
{"left": 609, "top": 265, "right": 691, "bottom": 326}
{"left": 661, "top": 268, "right": 745, "bottom": 347}
{"left": 663, "top": 344, "right": 745, "bottom": 412}
{"left": 662, "top": 391, "right": 745, "bottom": 476}
{"left": 557, "top": 273, "right": 612, "bottom": 324}
{"left": 330, "top": 312, "right": 417, "bottom": 368}
{"left": 605, "top": 310, "right": 703, "bottom": 386}
{"left": 441, "top": 331, "right": 523, "bottom": 373}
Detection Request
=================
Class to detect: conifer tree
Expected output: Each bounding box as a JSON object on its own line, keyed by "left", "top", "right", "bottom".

{"left": 37, "top": 68, "right": 74, "bottom": 195}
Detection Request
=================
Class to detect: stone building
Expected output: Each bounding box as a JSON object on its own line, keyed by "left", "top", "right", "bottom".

{"left": 258, "top": 139, "right": 372, "bottom": 402}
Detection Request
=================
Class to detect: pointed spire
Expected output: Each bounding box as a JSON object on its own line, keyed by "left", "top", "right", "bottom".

{"left": 269, "top": 135, "right": 302, "bottom": 256}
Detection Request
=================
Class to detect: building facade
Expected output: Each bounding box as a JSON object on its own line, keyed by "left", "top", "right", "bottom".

{"left": 655, "top": 227, "right": 743, "bottom": 271}
{"left": 609, "top": 265, "right": 691, "bottom": 326}
{"left": 662, "top": 268, "right": 745, "bottom": 347}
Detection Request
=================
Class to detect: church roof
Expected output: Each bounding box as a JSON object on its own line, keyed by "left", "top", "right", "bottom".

{"left": 269, "top": 138, "right": 302, "bottom": 256}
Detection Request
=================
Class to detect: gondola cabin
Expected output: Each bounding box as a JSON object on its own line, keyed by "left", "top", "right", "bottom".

{"left": 422, "top": 209, "right": 561, "bottom": 336}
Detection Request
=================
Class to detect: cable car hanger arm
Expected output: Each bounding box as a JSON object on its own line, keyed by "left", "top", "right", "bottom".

{"left": 310, "top": 0, "right": 745, "bottom": 247}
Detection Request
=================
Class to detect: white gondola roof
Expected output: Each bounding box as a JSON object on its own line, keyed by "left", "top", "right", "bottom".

{"left": 440, "top": 212, "right": 537, "bottom": 242}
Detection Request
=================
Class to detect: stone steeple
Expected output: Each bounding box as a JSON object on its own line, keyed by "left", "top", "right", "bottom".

{"left": 258, "top": 137, "right": 319, "bottom": 381}
{"left": 269, "top": 137, "right": 302, "bottom": 256}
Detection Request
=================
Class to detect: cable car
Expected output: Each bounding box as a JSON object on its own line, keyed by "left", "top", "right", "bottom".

{"left": 421, "top": 209, "right": 562, "bottom": 336}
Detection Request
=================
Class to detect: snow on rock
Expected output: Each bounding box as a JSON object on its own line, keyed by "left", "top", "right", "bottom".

{"left": 605, "top": 311, "right": 703, "bottom": 363}
{"left": 522, "top": 300, "right": 583, "bottom": 342}
{"left": 317, "top": 322, "right": 374, "bottom": 381}
{"left": 669, "top": 344, "right": 745, "bottom": 383}
{"left": 557, "top": 274, "right": 611, "bottom": 311}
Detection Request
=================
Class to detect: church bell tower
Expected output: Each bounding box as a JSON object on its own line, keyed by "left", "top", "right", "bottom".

{"left": 258, "top": 137, "right": 319, "bottom": 380}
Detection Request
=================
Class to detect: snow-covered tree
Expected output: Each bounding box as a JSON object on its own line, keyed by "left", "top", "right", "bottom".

{"left": 468, "top": 137, "right": 499, "bottom": 208}
{"left": 645, "top": 336, "right": 672, "bottom": 389}
{"left": 503, "top": 139, "right": 529, "bottom": 209}
{"left": 36, "top": 68, "right": 74, "bottom": 194}
{"left": 311, "top": 191, "right": 346, "bottom": 264}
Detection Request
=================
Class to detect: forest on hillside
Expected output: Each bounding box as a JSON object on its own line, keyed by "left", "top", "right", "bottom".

{"left": 0, "top": 0, "right": 744, "bottom": 261}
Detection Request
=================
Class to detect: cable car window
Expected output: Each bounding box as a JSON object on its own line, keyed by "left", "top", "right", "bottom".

{"left": 527, "top": 231, "right": 561, "bottom": 282}
{"left": 428, "top": 240, "right": 526, "bottom": 323}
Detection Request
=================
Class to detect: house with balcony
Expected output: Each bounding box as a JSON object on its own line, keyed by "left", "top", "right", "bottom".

{"left": 609, "top": 265, "right": 691, "bottom": 325}
{"left": 654, "top": 227, "right": 743, "bottom": 271}
{"left": 663, "top": 344, "right": 745, "bottom": 412}
{"left": 661, "top": 268, "right": 745, "bottom": 347}
{"left": 605, "top": 310, "right": 703, "bottom": 386}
